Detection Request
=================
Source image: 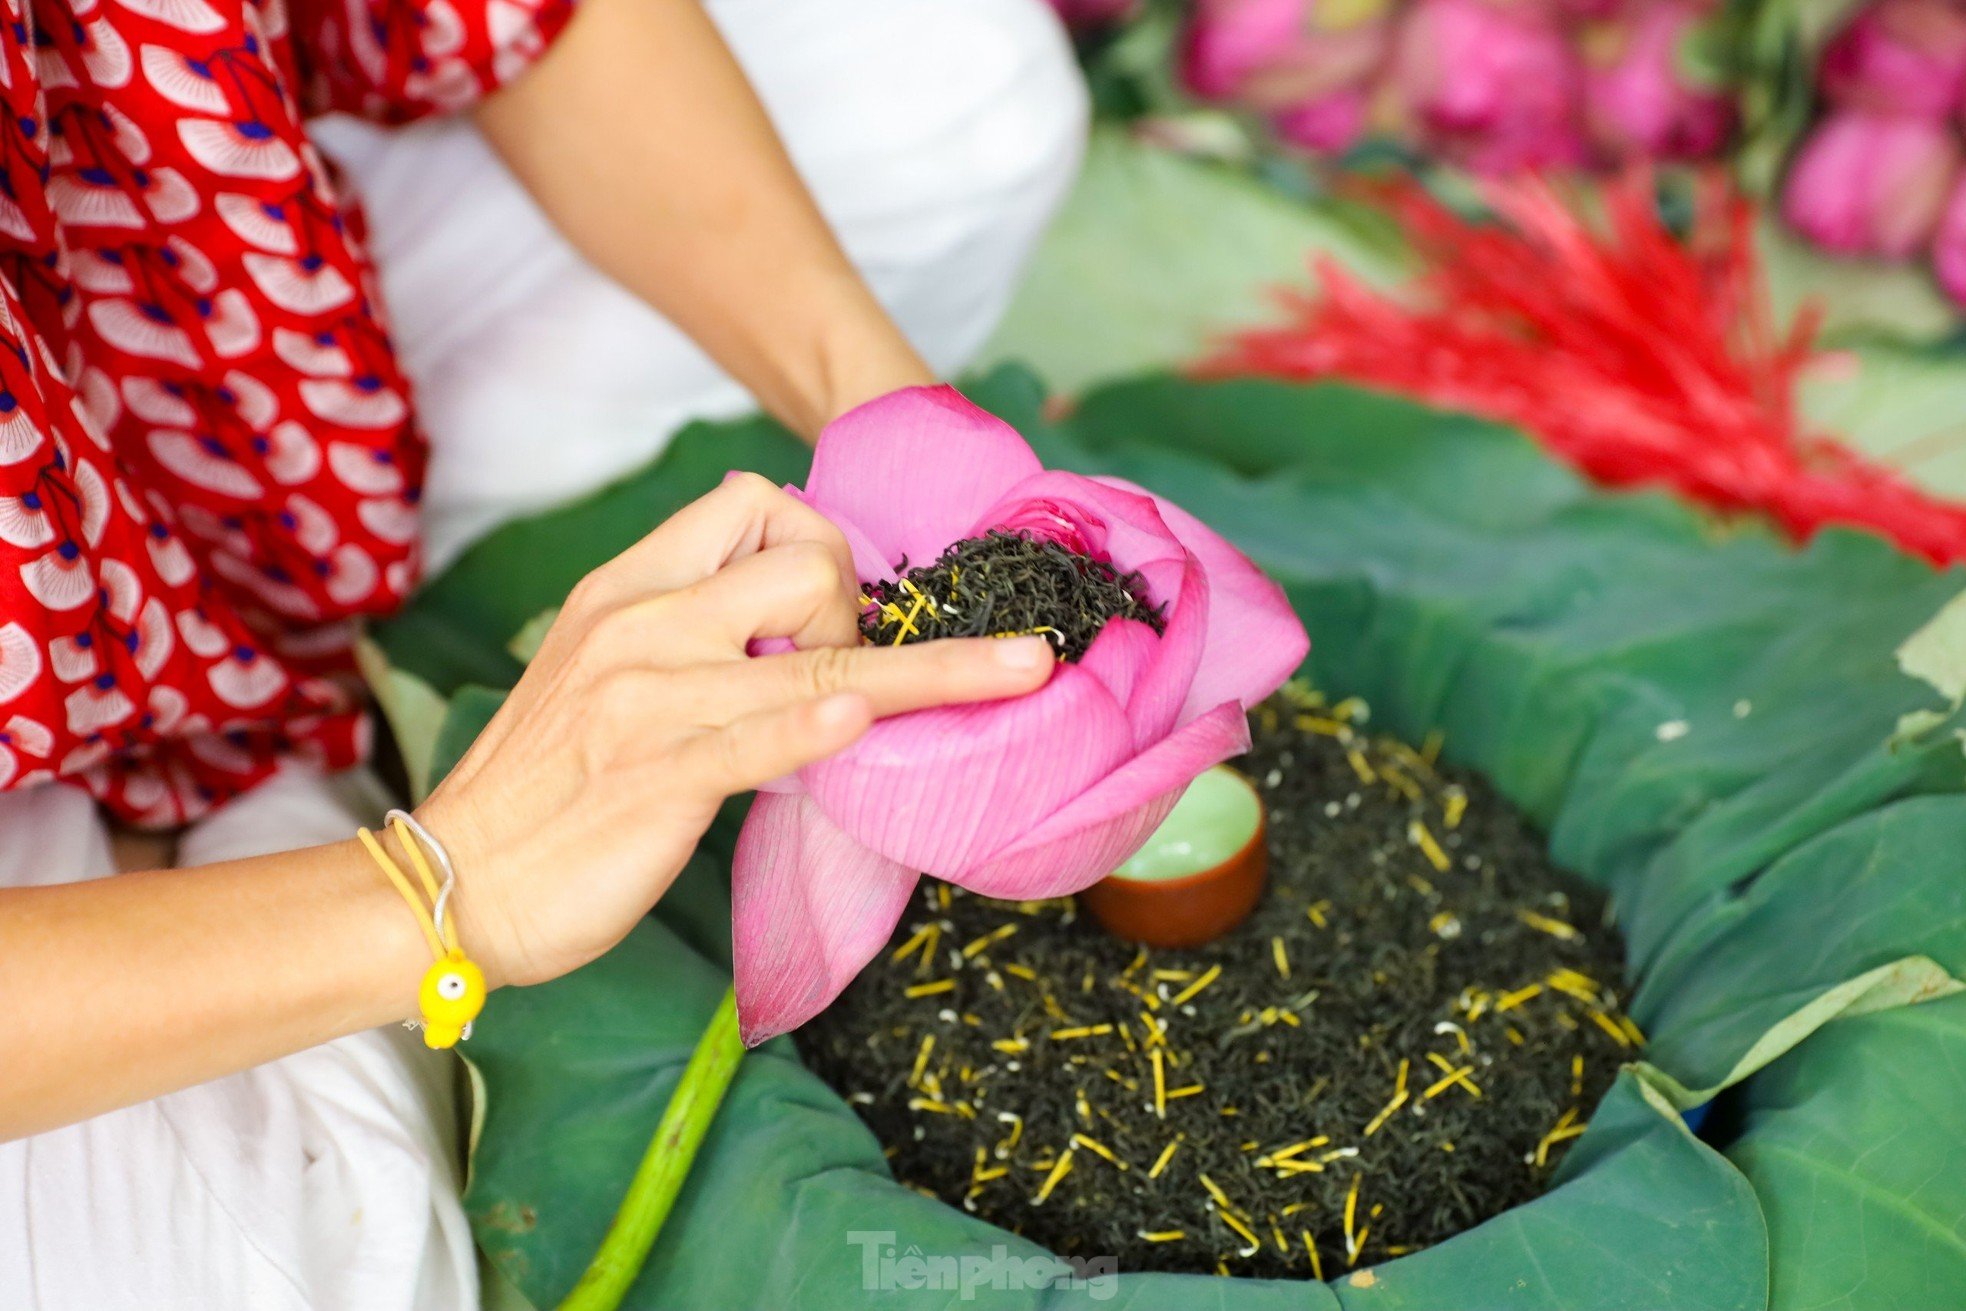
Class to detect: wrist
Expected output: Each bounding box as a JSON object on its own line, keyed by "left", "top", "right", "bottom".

{"left": 774, "top": 273, "right": 935, "bottom": 440}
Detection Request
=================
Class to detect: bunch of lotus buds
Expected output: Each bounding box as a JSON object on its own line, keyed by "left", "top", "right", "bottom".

{"left": 1176, "top": 0, "right": 1733, "bottom": 173}
{"left": 1779, "top": 0, "right": 1966, "bottom": 305}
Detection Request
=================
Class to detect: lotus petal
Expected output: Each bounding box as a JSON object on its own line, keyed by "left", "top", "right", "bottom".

{"left": 976, "top": 470, "right": 1187, "bottom": 578}
{"left": 732, "top": 791, "right": 921, "bottom": 1045}
{"left": 1097, "top": 477, "right": 1308, "bottom": 719}
{"left": 955, "top": 702, "right": 1253, "bottom": 898}
{"left": 804, "top": 386, "right": 1042, "bottom": 569}
{"left": 802, "top": 663, "right": 1133, "bottom": 877}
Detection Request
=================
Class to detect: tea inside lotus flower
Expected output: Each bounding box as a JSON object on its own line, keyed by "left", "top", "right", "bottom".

{"left": 860, "top": 529, "right": 1165, "bottom": 661}
{"left": 795, "top": 688, "right": 1640, "bottom": 1278}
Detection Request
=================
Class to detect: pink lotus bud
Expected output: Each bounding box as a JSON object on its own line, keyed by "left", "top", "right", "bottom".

{"left": 1387, "top": 0, "right": 1588, "bottom": 173}
{"left": 1581, "top": 3, "right": 1734, "bottom": 161}
{"left": 1181, "top": 0, "right": 1395, "bottom": 110}
{"left": 1818, "top": 0, "right": 1966, "bottom": 118}
{"left": 1782, "top": 110, "right": 1962, "bottom": 258}
{"left": 1271, "top": 86, "right": 1371, "bottom": 152}
{"left": 1933, "top": 175, "right": 1966, "bottom": 304}
{"left": 1048, "top": 0, "right": 1140, "bottom": 33}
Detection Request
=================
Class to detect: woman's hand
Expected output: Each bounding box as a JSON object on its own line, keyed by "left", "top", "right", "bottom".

{"left": 420, "top": 474, "right": 1053, "bottom": 988}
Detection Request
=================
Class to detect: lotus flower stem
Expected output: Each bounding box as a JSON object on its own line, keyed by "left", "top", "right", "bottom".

{"left": 557, "top": 988, "right": 744, "bottom": 1311}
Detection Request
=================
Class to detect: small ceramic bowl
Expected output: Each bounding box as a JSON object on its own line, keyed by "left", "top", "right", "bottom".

{"left": 1079, "top": 765, "right": 1268, "bottom": 949}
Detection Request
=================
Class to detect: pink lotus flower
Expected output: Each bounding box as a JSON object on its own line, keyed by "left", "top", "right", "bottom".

{"left": 1181, "top": 0, "right": 1394, "bottom": 155}
{"left": 1273, "top": 87, "right": 1373, "bottom": 153}
{"left": 1818, "top": 0, "right": 1966, "bottom": 120}
{"left": 1781, "top": 109, "right": 1961, "bottom": 258}
{"left": 1183, "top": 0, "right": 1395, "bottom": 105}
{"left": 1580, "top": 2, "right": 1733, "bottom": 161}
{"left": 1387, "top": 0, "right": 1589, "bottom": 173}
{"left": 730, "top": 388, "right": 1308, "bottom": 1044}
{"left": 1933, "top": 175, "right": 1966, "bottom": 305}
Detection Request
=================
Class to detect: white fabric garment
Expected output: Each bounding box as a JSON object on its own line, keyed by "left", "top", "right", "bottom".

{"left": 0, "top": 770, "right": 477, "bottom": 1311}
{"left": 0, "top": 0, "right": 1086, "bottom": 1306}
{"left": 318, "top": 0, "right": 1090, "bottom": 570}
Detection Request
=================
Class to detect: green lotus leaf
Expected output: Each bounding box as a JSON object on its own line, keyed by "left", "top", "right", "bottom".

{"left": 372, "top": 368, "right": 1966, "bottom": 1310}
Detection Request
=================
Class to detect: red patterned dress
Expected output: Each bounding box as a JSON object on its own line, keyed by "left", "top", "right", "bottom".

{"left": 0, "top": 0, "right": 570, "bottom": 825}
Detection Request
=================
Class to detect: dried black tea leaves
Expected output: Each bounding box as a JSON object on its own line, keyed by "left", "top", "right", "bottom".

{"left": 860, "top": 530, "right": 1165, "bottom": 663}
{"left": 796, "top": 688, "right": 1640, "bottom": 1279}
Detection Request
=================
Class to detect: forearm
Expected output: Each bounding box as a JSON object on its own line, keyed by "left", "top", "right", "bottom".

{"left": 473, "top": 0, "right": 934, "bottom": 439}
{"left": 0, "top": 838, "right": 429, "bottom": 1140}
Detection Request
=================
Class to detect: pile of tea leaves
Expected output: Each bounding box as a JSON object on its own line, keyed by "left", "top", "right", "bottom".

{"left": 859, "top": 529, "right": 1165, "bottom": 662}
{"left": 795, "top": 686, "right": 1640, "bottom": 1279}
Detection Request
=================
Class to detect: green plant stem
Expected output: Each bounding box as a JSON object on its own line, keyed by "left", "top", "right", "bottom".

{"left": 556, "top": 987, "right": 745, "bottom": 1311}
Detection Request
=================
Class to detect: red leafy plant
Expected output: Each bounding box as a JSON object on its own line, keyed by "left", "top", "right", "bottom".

{"left": 1205, "top": 172, "right": 1966, "bottom": 564}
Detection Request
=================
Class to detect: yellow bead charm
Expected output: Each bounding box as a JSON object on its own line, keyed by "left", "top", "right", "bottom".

{"left": 418, "top": 951, "right": 486, "bottom": 1049}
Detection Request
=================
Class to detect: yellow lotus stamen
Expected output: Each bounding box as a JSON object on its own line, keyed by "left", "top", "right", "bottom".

{"left": 1517, "top": 909, "right": 1582, "bottom": 941}
{"left": 1409, "top": 819, "right": 1451, "bottom": 872}
{"left": 1496, "top": 982, "right": 1543, "bottom": 1012}
{"left": 1071, "top": 1133, "right": 1127, "bottom": 1169}
{"left": 960, "top": 923, "right": 1017, "bottom": 957}
{"left": 1032, "top": 1148, "right": 1075, "bottom": 1204}
{"left": 1170, "top": 964, "right": 1221, "bottom": 1006}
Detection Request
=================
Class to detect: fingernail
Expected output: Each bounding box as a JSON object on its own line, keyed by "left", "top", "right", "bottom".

{"left": 993, "top": 636, "right": 1054, "bottom": 670}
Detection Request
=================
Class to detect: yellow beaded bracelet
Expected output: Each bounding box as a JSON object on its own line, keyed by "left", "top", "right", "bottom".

{"left": 357, "top": 809, "right": 486, "bottom": 1049}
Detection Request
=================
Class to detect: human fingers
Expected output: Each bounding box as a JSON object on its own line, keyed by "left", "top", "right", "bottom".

{"left": 677, "top": 692, "right": 875, "bottom": 797}
{"left": 700, "top": 633, "right": 1056, "bottom": 723}
{"left": 571, "top": 474, "right": 855, "bottom": 613}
